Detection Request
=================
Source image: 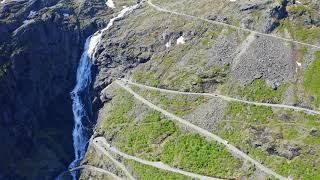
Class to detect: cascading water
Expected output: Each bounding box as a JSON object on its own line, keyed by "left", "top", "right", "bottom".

{"left": 67, "top": 4, "right": 139, "bottom": 180}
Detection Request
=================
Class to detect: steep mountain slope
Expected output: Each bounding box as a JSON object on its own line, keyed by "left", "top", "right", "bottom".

{"left": 80, "top": 0, "right": 320, "bottom": 179}
{"left": 1, "top": 0, "right": 320, "bottom": 179}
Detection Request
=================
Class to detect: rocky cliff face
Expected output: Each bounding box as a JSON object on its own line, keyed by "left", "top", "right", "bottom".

{"left": 0, "top": 0, "right": 114, "bottom": 179}
{"left": 0, "top": 12, "right": 79, "bottom": 179}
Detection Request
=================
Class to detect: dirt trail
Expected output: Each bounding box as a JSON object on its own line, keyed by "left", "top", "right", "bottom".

{"left": 147, "top": 0, "right": 320, "bottom": 49}
{"left": 115, "top": 80, "right": 289, "bottom": 180}
{"left": 125, "top": 79, "right": 320, "bottom": 115}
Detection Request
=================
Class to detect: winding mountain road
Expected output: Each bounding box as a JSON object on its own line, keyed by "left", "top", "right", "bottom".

{"left": 68, "top": 165, "right": 122, "bottom": 180}
{"left": 93, "top": 137, "right": 222, "bottom": 180}
{"left": 147, "top": 0, "right": 320, "bottom": 49}
{"left": 56, "top": 165, "right": 122, "bottom": 180}
{"left": 92, "top": 140, "right": 136, "bottom": 180}
{"left": 124, "top": 79, "right": 320, "bottom": 115}
{"left": 115, "top": 80, "right": 288, "bottom": 180}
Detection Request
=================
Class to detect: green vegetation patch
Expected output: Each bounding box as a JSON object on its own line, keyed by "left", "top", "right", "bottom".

{"left": 137, "top": 88, "right": 208, "bottom": 116}
{"left": 223, "top": 79, "right": 288, "bottom": 103}
{"left": 297, "top": 47, "right": 307, "bottom": 60}
{"left": 219, "top": 102, "right": 273, "bottom": 147}
{"left": 287, "top": 4, "right": 309, "bottom": 13}
{"left": 100, "top": 88, "right": 134, "bottom": 132}
{"left": 126, "top": 160, "right": 191, "bottom": 180}
{"left": 251, "top": 10, "right": 262, "bottom": 19}
{"left": 303, "top": 51, "right": 320, "bottom": 107}
{"left": 225, "top": 101, "right": 273, "bottom": 124}
{"left": 115, "top": 110, "right": 248, "bottom": 178}
{"left": 277, "top": 18, "right": 320, "bottom": 42}
{"left": 133, "top": 71, "right": 160, "bottom": 87}
{"left": 117, "top": 111, "right": 177, "bottom": 158}
{"left": 161, "top": 133, "right": 247, "bottom": 178}
{"left": 217, "top": 101, "right": 320, "bottom": 179}
{"left": 240, "top": 79, "right": 288, "bottom": 103}
{"left": 98, "top": 87, "right": 250, "bottom": 178}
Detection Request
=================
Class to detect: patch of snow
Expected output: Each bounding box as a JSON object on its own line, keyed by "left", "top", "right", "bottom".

{"left": 296, "top": 62, "right": 302, "bottom": 67}
{"left": 296, "top": 1, "right": 301, "bottom": 4}
{"left": 230, "top": 0, "right": 236, "bottom": 2}
{"left": 63, "top": 13, "right": 70, "bottom": 17}
{"left": 165, "top": 41, "right": 171, "bottom": 48}
{"left": 106, "top": 0, "right": 115, "bottom": 8}
{"left": 176, "top": 36, "right": 185, "bottom": 45}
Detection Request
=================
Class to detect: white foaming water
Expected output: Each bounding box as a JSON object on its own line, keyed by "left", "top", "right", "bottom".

{"left": 68, "top": 4, "right": 139, "bottom": 180}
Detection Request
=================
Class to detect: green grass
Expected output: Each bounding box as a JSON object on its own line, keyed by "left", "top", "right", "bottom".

{"left": 133, "top": 71, "right": 160, "bottom": 87}
{"left": 219, "top": 102, "right": 273, "bottom": 149}
{"left": 303, "top": 51, "right": 320, "bottom": 107}
{"left": 98, "top": 88, "right": 250, "bottom": 179}
{"left": 126, "top": 160, "right": 191, "bottom": 180}
{"left": 100, "top": 88, "right": 134, "bottom": 131}
{"left": 286, "top": 4, "right": 309, "bottom": 13}
{"left": 216, "top": 101, "right": 320, "bottom": 179}
{"left": 277, "top": 18, "right": 320, "bottom": 41}
{"left": 201, "top": 38, "right": 210, "bottom": 46}
{"left": 161, "top": 133, "right": 249, "bottom": 178}
{"left": 251, "top": 10, "right": 262, "bottom": 18}
{"left": 295, "top": 27, "right": 320, "bottom": 41}
{"left": 115, "top": 111, "right": 249, "bottom": 179}
{"left": 298, "top": 47, "right": 307, "bottom": 59}
{"left": 117, "top": 111, "right": 177, "bottom": 157}
{"left": 275, "top": 156, "right": 320, "bottom": 180}
{"left": 238, "top": 79, "right": 288, "bottom": 103}
{"left": 225, "top": 102, "right": 273, "bottom": 124}
{"left": 139, "top": 89, "right": 208, "bottom": 116}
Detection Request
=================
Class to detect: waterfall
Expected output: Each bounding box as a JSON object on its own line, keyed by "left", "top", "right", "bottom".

{"left": 67, "top": 4, "right": 139, "bottom": 180}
